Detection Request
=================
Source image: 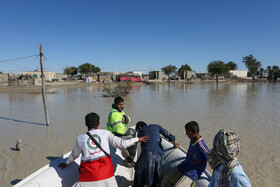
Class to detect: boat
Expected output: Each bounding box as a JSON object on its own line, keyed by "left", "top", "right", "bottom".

{"left": 14, "top": 135, "right": 211, "bottom": 187}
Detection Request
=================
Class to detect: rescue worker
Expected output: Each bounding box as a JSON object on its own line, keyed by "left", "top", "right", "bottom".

{"left": 107, "top": 96, "right": 137, "bottom": 166}
{"left": 107, "top": 96, "right": 131, "bottom": 135}
{"left": 59, "top": 112, "right": 148, "bottom": 187}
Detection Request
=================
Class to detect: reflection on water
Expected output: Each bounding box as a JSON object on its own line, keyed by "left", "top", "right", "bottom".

{"left": 0, "top": 83, "right": 280, "bottom": 186}
{"left": 0, "top": 116, "right": 45, "bottom": 126}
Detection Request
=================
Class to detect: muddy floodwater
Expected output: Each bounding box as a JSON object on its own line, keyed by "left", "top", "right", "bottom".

{"left": 0, "top": 82, "right": 279, "bottom": 187}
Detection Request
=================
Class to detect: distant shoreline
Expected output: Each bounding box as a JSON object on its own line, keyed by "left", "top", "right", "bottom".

{"left": 0, "top": 78, "right": 276, "bottom": 94}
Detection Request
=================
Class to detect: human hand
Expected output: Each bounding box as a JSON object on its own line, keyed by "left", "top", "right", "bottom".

{"left": 138, "top": 136, "right": 149, "bottom": 143}
{"left": 173, "top": 140, "right": 180, "bottom": 148}
{"left": 58, "top": 162, "right": 70, "bottom": 169}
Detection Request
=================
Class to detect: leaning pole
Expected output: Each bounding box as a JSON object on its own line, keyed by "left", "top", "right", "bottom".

{"left": 40, "top": 44, "right": 50, "bottom": 126}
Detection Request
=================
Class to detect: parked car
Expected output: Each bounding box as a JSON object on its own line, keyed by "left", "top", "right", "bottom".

{"left": 170, "top": 75, "right": 179, "bottom": 80}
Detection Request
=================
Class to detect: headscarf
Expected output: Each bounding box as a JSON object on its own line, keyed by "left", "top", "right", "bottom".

{"left": 208, "top": 129, "right": 240, "bottom": 187}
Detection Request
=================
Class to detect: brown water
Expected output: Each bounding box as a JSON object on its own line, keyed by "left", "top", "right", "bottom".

{"left": 0, "top": 83, "right": 279, "bottom": 187}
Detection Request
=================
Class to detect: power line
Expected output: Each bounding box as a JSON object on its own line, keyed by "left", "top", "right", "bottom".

{"left": 0, "top": 54, "right": 39, "bottom": 63}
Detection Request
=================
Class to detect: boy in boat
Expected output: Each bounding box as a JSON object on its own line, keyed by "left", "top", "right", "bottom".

{"left": 58, "top": 112, "right": 148, "bottom": 187}
{"left": 134, "top": 121, "right": 180, "bottom": 187}
{"left": 107, "top": 96, "right": 137, "bottom": 166}
{"left": 208, "top": 129, "right": 251, "bottom": 187}
{"left": 161, "top": 121, "right": 209, "bottom": 187}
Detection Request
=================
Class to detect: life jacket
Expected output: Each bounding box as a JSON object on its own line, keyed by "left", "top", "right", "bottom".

{"left": 107, "top": 108, "right": 130, "bottom": 135}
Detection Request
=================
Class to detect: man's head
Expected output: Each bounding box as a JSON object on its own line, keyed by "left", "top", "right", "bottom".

{"left": 85, "top": 112, "right": 100, "bottom": 129}
{"left": 185, "top": 121, "right": 199, "bottom": 139}
{"left": 114, "top": 96, "right": 124, "bottom": 111}
{"left": 136, "top": 121, "right": 147, "bottom": 132}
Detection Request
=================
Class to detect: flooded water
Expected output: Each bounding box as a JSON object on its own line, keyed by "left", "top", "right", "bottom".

{"left": 0, "top": 82, "right": 279, "bottom": 186}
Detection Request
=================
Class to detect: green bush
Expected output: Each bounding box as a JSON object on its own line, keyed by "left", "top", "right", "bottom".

{"left": 103, "top": 82, "right": 132, "bottom": 97}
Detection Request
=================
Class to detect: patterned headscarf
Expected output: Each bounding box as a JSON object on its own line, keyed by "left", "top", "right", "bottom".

{"left": 208, "top": 129, "right": 240, "bottom": 187}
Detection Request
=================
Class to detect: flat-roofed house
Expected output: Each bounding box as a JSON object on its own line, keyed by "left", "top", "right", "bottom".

{"left": 179, "top": 70, "right": 196, "bottom": 80}
{"left": 149, "top": 71, "right": 168, "bottom": 80}
{"left": 21, "top": 71, "right": 56, "bottom": 85}
{"left": 229, "top": 70, "right": 248, "bottom": 78}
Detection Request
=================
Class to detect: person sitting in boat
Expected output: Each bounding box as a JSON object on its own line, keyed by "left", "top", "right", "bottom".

{"left": 161, "top": 121, "right": 209, "bottom": 187}
{"left": 134, "top": 121, "right": 180, "bottom": 187}
{"left": 208, "top": 129, "right": 251, "bottom": 187}
{"left": 58, "top": 112, "right": 148, "bottom": 187}
{"left": 107, "top": 96, "right": 137, "bottom": 166}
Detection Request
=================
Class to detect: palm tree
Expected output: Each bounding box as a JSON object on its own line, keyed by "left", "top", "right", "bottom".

{"left": 272, "top": 65, "right": 280, "bottom": 81}
{"left": 266, "top": 66, "right": 272, "bottom": 81}
{"left": 259, "top": 68, "right": 264, "bottom": 79}
{"left": 226, "top": 61, "right": 238, "bottom": 70}
{"left": 242, "top": 55, "right": 261, "bottom": 79}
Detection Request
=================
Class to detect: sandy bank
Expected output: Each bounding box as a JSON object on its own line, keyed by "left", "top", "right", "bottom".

{"left": 0, "top": 81, "right": 144, "bottom": 94}
{"left": 0, "top": 78, "right": 270, "bottom": 94}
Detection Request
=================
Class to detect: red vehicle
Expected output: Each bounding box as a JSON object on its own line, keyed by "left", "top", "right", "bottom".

{"left": 119, "top": 74, "right": 142, "bottom": 82}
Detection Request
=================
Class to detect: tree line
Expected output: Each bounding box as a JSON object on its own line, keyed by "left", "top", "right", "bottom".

{"left": 161, "top": 54, "right": 280, "bottom": 83}
{"left": 64, "top": 63, "right": 100, "bottom": 79}
{"left": 64, "top": 55, "right": 279, "bottom": 83}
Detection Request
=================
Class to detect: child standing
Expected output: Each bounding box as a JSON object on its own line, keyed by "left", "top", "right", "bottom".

{"left": 161, "top": 121, "right": 209, "bottom": 187}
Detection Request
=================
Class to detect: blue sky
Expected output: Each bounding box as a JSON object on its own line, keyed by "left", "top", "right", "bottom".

{"left": 0, "top": 0, "right": 280, "bottom": 74}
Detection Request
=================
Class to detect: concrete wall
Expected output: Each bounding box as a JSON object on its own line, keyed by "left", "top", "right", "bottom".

{"left": 149, "top": 71, "right": 168, "bottom": 80}
{"left": 21, "top": 71, "right": 56, "bottom": 81}
{"left": 0, "top": 73, "right": 36, "bottom": 86}
{"left": 56, "top": 73, "right": 67, "bottom": 81}
{"left": 0, "top": 73, "right": 8, "bottom": 86}
{"left": 229, "top": 70, "right": 248, "bottom": 78}
{"left": 8, "top": 74, "right": 35, "bottom": 86}
{"left": 179, "top": 70, "right": 196, "bottom": 80}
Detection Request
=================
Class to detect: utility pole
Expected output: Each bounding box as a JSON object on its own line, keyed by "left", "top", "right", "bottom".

{"left": 40, "top": 44, "right": 50, "bottom": 126}
{"left": 10, "top": 61, "right": 12, "bottom": 74}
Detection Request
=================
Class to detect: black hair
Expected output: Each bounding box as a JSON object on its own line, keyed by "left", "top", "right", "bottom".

{"left": 185, "top": 121, "right": 199, "bottom": 134}
{"left": 85, "top": 113, "right": 100, "bottom": 128}
{"left": 136, "top": 121, "right": 147, "bottom": 131}
{"left": 114, "top": 96, "right": 124, "bottom": 104}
